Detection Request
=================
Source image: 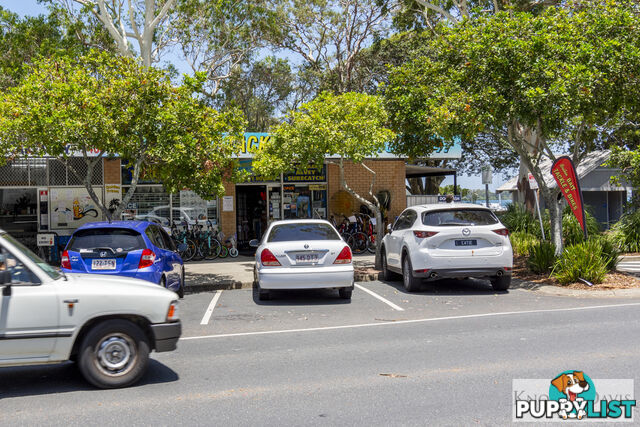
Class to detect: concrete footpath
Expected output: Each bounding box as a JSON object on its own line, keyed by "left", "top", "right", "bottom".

{"left": 184, "top": 254, "right": 378, "bottom": 294}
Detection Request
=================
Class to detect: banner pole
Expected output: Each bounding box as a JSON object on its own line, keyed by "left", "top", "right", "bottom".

{"left": 535, "top": 190, "right": 545, "bottom": 241}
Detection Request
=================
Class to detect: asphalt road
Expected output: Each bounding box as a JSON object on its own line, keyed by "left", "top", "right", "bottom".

{"left": 1, "top": 278, "right": 639, "bottom": 426}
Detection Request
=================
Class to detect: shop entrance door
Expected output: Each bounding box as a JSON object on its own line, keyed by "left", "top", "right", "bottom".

{"left": 235, "top": 185, "right": 267, "bottom": 247}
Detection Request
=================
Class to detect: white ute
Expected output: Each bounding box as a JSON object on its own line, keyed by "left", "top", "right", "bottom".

{"left": 0, "top": 231, "right": 181, "bottom": 389}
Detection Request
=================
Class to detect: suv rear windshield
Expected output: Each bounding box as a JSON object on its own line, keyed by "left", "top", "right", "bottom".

{"left": 267, "top": 223, "right": 340, "bottom": 242}
{"left": 68, "top": 228, "right": 146, "bottom": 252}
{"left": 422, "top": 209, "right": 499, "bottom": 227}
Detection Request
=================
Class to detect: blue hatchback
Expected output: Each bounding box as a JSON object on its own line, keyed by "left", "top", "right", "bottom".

{"left": 61, "top": 221, "right": 185, "bottom": 298}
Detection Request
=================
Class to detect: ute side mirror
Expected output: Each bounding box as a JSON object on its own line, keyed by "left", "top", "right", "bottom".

{"left": 249, "top": 239, "right": 259, "bottom": 248}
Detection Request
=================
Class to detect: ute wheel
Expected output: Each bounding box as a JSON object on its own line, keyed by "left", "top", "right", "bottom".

{"left": 402, "top": 255, "right": 421, "bottom": 292}
{"left": 381, "top": 248, "right": 398, "bottom": 281}
{"left": 78, "top": 319, "right": 150, "bottom": 389}
{"left": 339, "top": 288, "right": 352, "bottom": 300}
{"left": 491, "top": 275, "right": 511, "bottom": 291}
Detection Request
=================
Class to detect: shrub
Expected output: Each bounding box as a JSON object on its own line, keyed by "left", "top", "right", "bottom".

{"left": 592, "top": 234, "right": 621, "bottom": 271}
{"left": 562, "top": 207, "right": 601, "bottom": 246}
{"left": 527, "top": 241, "right": 556, "bottom": 274}
{"left": 611, "top": 209, "right": 640, "bottom": 253}
{"left": 500, "top": 203, "right": 539, "bottom": 235}
{"left": 510, "top": 231, "right": 538, "bottom": 257}
{"left": 552, "top": 240, "right": 610, "bottom": 285}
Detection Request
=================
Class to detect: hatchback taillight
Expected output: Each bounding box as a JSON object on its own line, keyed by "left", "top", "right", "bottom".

{"left": 414, "top": 231, "right": 439, "bottom": 238}
{"left": 261, "top": 249, "right": 281, "bottom": 266}
{"left": 334, "top": 246, "right": 352, "bottom": 264}
{"left": 138, "top": 248, "right": 156, "bottom": 269}
{"left": 61, "top": 250, "right": 71, "bottom": 269}
{"left": 492, "top": 228, "right": 509, "bottom": 236}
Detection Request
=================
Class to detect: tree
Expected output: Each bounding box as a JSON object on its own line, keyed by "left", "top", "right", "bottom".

{"left": 253, "top": 92, "right": 395, "bottom": 268}
{"left": 215, "top": 56, "right": 295, "bottom": 131}
{"left": 384, "top": 5, "right": 640, "bottom": 254}
{"left": 272, "top": 0, "right": 393, "bottom": 95}
{"left": 0, "top": 50, "right": 246, "bottom": 220}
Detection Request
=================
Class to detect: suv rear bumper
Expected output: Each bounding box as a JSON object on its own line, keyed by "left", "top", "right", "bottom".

{"left": 150, "top": 321, "right": 182, "bottom": 352}
{"left": 413, "top": 267, "right": 512, "bottom": 280}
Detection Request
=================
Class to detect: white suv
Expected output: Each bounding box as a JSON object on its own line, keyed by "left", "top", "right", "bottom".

{"left": 381, "top": 204, "right": 513, "bottom": 292}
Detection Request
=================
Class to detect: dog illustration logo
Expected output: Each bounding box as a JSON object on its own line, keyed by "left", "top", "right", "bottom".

{"left": 549, "top": 371, "right": 595, "bottom": 420}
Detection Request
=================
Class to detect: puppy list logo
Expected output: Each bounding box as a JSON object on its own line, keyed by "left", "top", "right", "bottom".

{"left": 515, "top": 370, "right": 636, "bottom": 421}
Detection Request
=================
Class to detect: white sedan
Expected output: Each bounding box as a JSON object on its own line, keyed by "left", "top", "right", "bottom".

{"left": 251, "top": 220, "right": 354, "bottom": 300}
{"left": 381, "top": 203, "right": 513, "bottom": 292}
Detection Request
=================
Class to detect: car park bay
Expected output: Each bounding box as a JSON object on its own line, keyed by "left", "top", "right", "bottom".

{"left": 2, "top": 281, "right": 640, "bottom": 425}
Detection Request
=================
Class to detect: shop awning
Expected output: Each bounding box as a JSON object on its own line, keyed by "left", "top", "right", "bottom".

{"left": 405, "top": 164, "right": 457, "bottom": 178}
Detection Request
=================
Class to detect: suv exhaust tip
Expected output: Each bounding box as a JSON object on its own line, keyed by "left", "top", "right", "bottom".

{"left": 496, "top": 270, "right": 504, "bottom": 277}
{"left": 429, "top": 272, "right": 438, "bottom": 279}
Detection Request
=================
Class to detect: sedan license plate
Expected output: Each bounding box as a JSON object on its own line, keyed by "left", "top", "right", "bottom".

{"left": 455, "top": 239, "right": 477, "bottom": 247}
{"left": 295, "top": 254, "right": 319, "bottom": 264}
{"left": 92, "top": 258, "right": 116, "bottom": 270}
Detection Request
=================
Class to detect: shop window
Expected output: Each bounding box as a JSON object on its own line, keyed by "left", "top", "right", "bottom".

{"left": 0, "top": 189, "right": 38, "bottom": 250}
{"left": 120, "top": 186, "right": 170, "bottom": 225}
{"left": 283, "top": 185, "right": 327, "bottom": 220}
{"left": 172, "top": 190, "right": 217, "bottom": 225}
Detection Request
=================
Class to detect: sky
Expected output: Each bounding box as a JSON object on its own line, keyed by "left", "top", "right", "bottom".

{"left": 3, "top": 0, "right": 510, "bottom": 191}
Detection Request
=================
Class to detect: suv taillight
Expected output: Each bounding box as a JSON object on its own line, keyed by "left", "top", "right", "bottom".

{"left": 61, "top": 250, "right": 71, "bottom": 269}
{"left": 334, "top": 246, "right": 352, "bottom": 264}
{"left": 138, "top": 248, "right": 156, "bottom": 268}
{"left": 414, "top": 231, "right": 439, "bottom": 238}
{"left": 492, "top": 228, "right": 509, "bottom": 236}
{"left": 260, "top": 249, "right": 281, "bottom": 266}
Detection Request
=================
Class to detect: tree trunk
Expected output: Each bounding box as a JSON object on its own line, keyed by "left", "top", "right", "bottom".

{"left": 542, "top": 186, "right": 563, "bottom": 256}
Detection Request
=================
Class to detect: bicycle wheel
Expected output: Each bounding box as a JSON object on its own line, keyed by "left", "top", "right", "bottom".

{"left": 192, "top": 240, "right": 204, "bottom": 261}
{"left": 205, "top": 239, "right": 222, "bottom": 260}
{"left": 179, "top": 239, "right": 195, "bottom": 262}
{"left": 186, "top": 239, "right": 198, "bottom": 261}
{"left": 198, "top": 240, "right": 212, "bottom": 260}
{"left": 366, "top": 234, "right": 376, "bottom": 254}
{"left": 218, "top": 245, "right": 229, "bottom": 259}
{"left": 228, "top": 247, "right": 239, "bottom": 258}
{"left": 348, "top": 232, "right": 368, "bottom": 255}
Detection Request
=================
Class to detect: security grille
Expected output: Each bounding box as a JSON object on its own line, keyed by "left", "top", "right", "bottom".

{"left": 0, "top": 157, "right": 103, "bottom": 187}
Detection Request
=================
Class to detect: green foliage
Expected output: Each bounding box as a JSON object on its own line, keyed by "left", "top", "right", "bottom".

{"left": 611, "top": 209, "right": 640, "bottom": 253}
{"left": 590, "top": 234, "right": 621, "bottom": 271}
{"left": 562, "top": 207, "right": 600, "bottom": 246}
{"left": 527, "top": 241, "right": 556, "bottom": 274}
{"left": 608, "top": 147, "right": 640, "bottom": 207}
{"left": 552, "top": 240, "right": 611, "bottom": 285}
{"left": 509, "top": 231, "right": 538, "bottom": 257}
{"left": 253, "top": 91, "right": 395, "bottom": 177}
{"left": 0, "top": 50, "right": 246, "bottom": 218}
{"left": 500, "top": 204, "right": 540, "bottom": 235}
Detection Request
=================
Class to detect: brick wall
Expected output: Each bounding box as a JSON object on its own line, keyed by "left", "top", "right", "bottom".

{"left": 103, "top": 159, "right": 121, "bottom": 185}
{"left": 327, "top": 159, "right": 406, "bottom": 224}
{"left": 220, "top": 180, "right": 236, "bottom": 237}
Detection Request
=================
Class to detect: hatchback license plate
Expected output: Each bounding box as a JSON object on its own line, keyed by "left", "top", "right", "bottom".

{"left": 455, "top": 239, "right": 477, "bottom": 247}
{"left": 295, "top": 254, "right": 319, "bottom": 263}
{"left": 92, "top": 258, "right": 116, "bottom": 270}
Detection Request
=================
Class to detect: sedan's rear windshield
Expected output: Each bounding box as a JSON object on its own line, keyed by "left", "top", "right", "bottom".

{"left": 267, "top": 223, "right": 340, "bottom": 242}
{"left": 422, "top": 209, "right": 499, "bottom": 227}
{"left": 68, "top": 228, "right": 146, "bottom": 252}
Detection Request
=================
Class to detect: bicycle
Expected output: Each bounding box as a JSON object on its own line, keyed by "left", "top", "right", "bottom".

{"left": 335, "top": 214, "right": 368, "bottom": 255}
{"left": 171, "top": 220, "right": 196, "bottom": 262}
{"left": 196, "top": 220, "right": 222, "bottom": 260}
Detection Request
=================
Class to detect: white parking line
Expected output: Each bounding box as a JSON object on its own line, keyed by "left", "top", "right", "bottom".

{"left": 354, "top": 284, "right": 404, "bottom": 311}
{"left": 182, "top": 302, "right": 640, "bottom": 341}
{"left": 200, "top": 290, "right": 223, "bottom": 325}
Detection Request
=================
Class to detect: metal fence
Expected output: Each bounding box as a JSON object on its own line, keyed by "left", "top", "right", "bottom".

{"left": 406, "top": 195, "right": 439, "bottom": 207}
{"left": 0, "top": 158, "right": 103, "bottom": 187}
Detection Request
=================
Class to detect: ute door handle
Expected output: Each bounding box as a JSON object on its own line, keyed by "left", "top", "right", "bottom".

{"left": 63, "top": 299, "right": 78, "bottom": 304}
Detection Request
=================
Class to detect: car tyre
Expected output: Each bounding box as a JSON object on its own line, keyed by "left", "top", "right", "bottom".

{"left": 257, "top": 283, "right": 270, "bottom": 301}
{"left": 490, "top": 275, "right": 511, "bottom": 291}
{"left": 78, "top": 319, "right": 150, "bottom": 389}
{"left": 339, "top": 288, "right": 352, "bottom": 300}
{"left": 381, "top": 248, "right": 398, "bottom": 281}
{"left": 177, "top": 269, "right": 185, "bottom": 299}
{"left": 402, "top": 255, "right": 421, "bottom": 292}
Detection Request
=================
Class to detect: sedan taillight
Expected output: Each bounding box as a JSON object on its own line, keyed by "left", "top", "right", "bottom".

{"left": 138, "top": 248, "right": 156, "bottom": 269}
{"left": 414, "top": 231, "right": 439, "bottom": 238}
{"left": 61, "top": 250, "right": 71, "bottom": 269}
{"left": 334, "top": 246, "right": 352, "bottom": 264}
{"left": 492, "top": 228, "right": 509, "bottom": 236}
{"left": 261, "top": 249, "right": 281, "bottom": 266}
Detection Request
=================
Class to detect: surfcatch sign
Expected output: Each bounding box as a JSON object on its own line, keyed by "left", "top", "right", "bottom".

{"left": 235, "top": 133, "right": 462, "bottom": 159}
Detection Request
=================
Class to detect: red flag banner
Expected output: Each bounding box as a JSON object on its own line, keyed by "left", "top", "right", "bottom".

{"left": 551, "top": 156, "right": 587, "bottom": 239}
